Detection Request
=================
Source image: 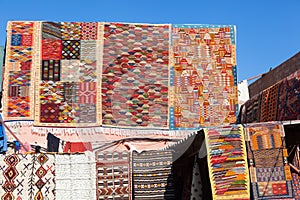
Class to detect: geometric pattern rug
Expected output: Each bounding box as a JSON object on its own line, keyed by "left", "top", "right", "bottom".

{"left": 96, "top": 151, "right": 131, "bottom": 200}
{"left": 244, "top": 122, "right": 294, "bottom": 199}
{"left": 0, "top": 153, "right": 55, "bottom": 200}
{"left": 101, "top": 23, "right": 170, "bottom": 128}
{"left": 204, "top": 125, "right": 250, "bottom": 200}
{"left": 132, "top": 150, "right": 175, "bottom": 200}
{"left": 3, "top": 21, "right": 37, "bottom": 120}
{"left": 170, "top": 25, "right": 238, "bottom": 130}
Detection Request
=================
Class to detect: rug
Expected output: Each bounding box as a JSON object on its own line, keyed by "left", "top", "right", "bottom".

{"left": 0, "top": 153, "right": 55, "bottom": 199}
{"left": 260, "top": 83, "right": 279, "bottom": 122}
{"left": 101, "top": 23, "right": 170, "bottom": 128}
{"left": 170, "top": 25, "right": 238, "bottom": 129}
{"left": 3, "top": 21, "right": 37, "bottom": 120}
{"left": 204, "top": 125, "right": 250, "bottom": 200}
{"left": 34, "top": 21, "right": 102, "bottom": 126}
{"left": 96, "top": 151, "right": 131, "bottom": 200}
{"left": 132, "top": 150, "right": 175, "bottom": 199}
{"left": 277, "top": 70, "right": 300, "bottom": 121}
{"left": 244, "top": 122, "right": 294, "bottom": 199}
{"left": 55, "top": 152, "right": 97, "bottom": 200}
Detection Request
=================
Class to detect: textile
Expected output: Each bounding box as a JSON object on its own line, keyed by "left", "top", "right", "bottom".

{"left": 55, "top": 152, "right": 97, "bottom": 200}
{"left": 244, "top": 122, "right": 294, "bottom": 199}
{"left": 277, "top": 70, "right": 300, "bottom": 121}
{"left": 204, "top": 125, "right": 250, "bottom": 200}
{"left": 34, "top": 21, "right": 101, "bottom": 126}
{"left": 260, "top": 83, "right": 279, "bottom": 122}
{"left": 47, "top": 132, "right": 60, "bottom": 152}
{"left": 101, "top": 23, "right": 170, "bottom": 128}
{"left": 190, "top": 157, "right": 203, "bottom": 200}
{"left": 96, "top": 151, "right": 131, "bottom": 200}
{"left": 292, "top": 173, "right": 300, "bottom": 200}
{"left": 132, "top": 150, "right": 175, "bottom": 199}
{"left": 3, "top": 22, "right": 37, "bottom": 120}
{"left": 170, "top": 25, "right": 238, "bottom": 129}
{"left": 0, "top": 153, "right": 55, "bottom": 199}
{"left": 0, "top": 46, "right": 4, "bottom": 91}
{"left": 63, "top": 141, "right": 93, "bottom": 152}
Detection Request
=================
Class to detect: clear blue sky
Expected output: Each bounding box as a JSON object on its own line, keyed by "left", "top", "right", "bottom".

{"left": 0, "top": 0, "right": 299, "bottom": 82}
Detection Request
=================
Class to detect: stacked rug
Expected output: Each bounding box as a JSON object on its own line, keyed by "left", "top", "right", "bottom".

{"left": 0, "top": 153, "right": 55, "bottom": 199}
{"left": 55, "top": 152, "right": 97, "bottom": 200}
{"left": 96, "top": 151, "right": 131, "bottom": 200}
{"left": 204, "top": 125, "right": 250, "bottom": 199}
{"left": 244, "top": 122, "right": 294, "bottom": 199}
{"left": 132, "top": 150, "right": 175, "bottom": 199}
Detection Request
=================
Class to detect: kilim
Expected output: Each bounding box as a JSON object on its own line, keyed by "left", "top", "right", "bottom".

{"left": 101, "top": 23, "right": 170, "bottom": 128}
{"left": 170, "top": 25, "right": 238, "bottom": 129}
{"left": 55, "top": 152, "right": 97, "bottom": 200}
{"left": 260, "top": 83, "right": 279, "bottom": 122}
{"left": 0, "top": 153, "right": 55, "bottom": 200}
{"left": 277, "top": 70, "right": 300, "bottom": 121}
{"left": 132, "top": 150, "right": 175, "bottom": 199}
{"left": 34, "top": 21, "right": 102, "bottom": 126}
{"left": 96, "top": 151, "right": 131, "bottom": 200}
{"left": 292, "top": 173, "right": 300, "bottom": 200}
{"left": 204, "top": 125, "right": 250, "bottom": 200}
{"left": 3, "top": 22, "right": 37, "bottom": 120}
{"left": 244, "top": 122, "right": 294, "bottom": 199}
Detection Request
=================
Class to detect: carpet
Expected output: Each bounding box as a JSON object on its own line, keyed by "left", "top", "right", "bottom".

{"left": 204, "top": 125, "right": 250, "bottom": 200}
{"left": 0, "top": 153, "right": 55, "bottom": 200}
{"left": 101, "top": 23, "right": 170, "bottom": 128}
{"left": 96, "top": 151, "right": 131, "bottom": 200}
{"left": 244, "top": 122, "right": 294, "bottom": 199}
{"left": 34, "top": 21, "right": 102, "bottom": 126}
{"left": 132, "top": 150, "right": 175, "bottom": 199}
{"left": 3, "top": 21, "right": 37, "bottom": 120}
{"left": 170, "top": 25, "right": 238, "bottom": 130}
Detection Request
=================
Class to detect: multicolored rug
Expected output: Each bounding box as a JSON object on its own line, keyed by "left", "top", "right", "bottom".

{"left": 277, "top": 70, "right": 300, "bottom": 121}
{"left": 244, "top": 122, "right": 294, "bottom": 199}
{"left": 3, "top": 22, "right": 37, "bottom": 120}
{"left": 96, "top": 151, "right": 131, "bottom": 200}
{"left": 101, "top": 23, "right": 170, "bottom": 128}
{"left": 0, "top": 153, "right": 55, "bottom": 199}
{"left": 34, "top": 21, "right": 102, "bottom": 126}
{"left": 132, "top": 150, "right": 175, "bottom": 199}
{"left": 204, "top": 125, "right": 250, "bottom": 200}
{"left": 55, "top": 152, "right": 97, "bottom": 200}
{"left": 170, "top": 25, "right": 238, "bottom": 129}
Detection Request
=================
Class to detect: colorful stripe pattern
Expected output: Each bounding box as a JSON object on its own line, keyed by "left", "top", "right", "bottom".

{"left": 204, "top": 125, "right": 250, "bottom": 200}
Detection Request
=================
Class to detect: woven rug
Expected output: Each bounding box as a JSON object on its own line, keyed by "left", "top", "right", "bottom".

{"left": 170, "top": 25, "right": 238, "bottom": 129}
{"left": 244, "top": 122, "right": 294, "bottom": 199}
{"left": 55, "top": 152, "right": 97, "bottom": 200}
{"left": 34, "top": 21, "right": 102, "bottom": 126}
{"left": 101, "top": 23, "right": 170, "bottom": 128}
{"left": 260, "top": 83, "right": 279, "bottom": 122}
{"left": 96, "top": 151, "right": 131, "bottom": 200}
{"left": 277, "top": 70, "right": 300, "bottom": 121}
{"left": 0, "top": 153, "right": 55, "bottom": 199}
{"left": 3, "top": 22, "right": 37, "bottom": 120}
{"left": 132, "top": 150, "right": 175, "bottom": 199}
{"left": 204, "top": 125, "right": 250, "bottom": 200}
